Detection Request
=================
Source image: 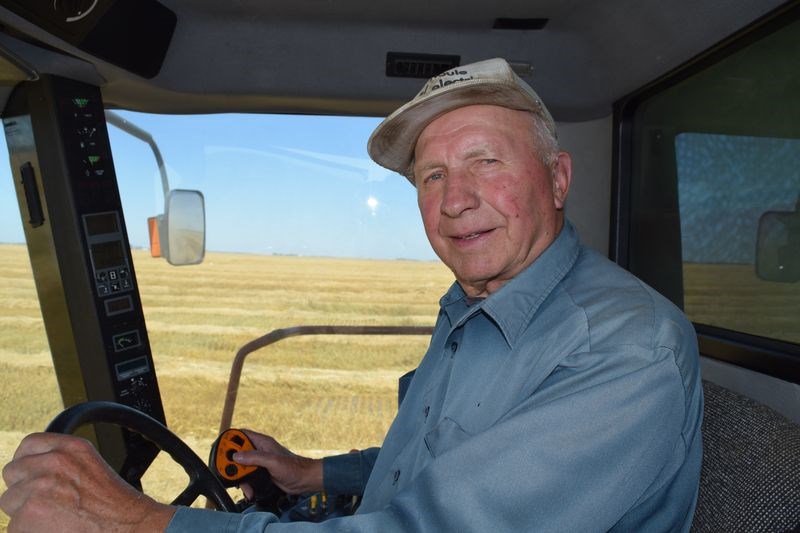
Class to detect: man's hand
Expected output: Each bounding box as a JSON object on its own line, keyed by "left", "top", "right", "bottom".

{"left": 235, "top": 430, "right": 323, "bottom": 496}
{"left": 0, "top": 433, "right": 176, "bottom": 532}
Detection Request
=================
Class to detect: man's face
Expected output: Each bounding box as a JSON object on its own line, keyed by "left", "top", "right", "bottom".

{"left": 414, "top": 105, "right": 571, "bottom": 297}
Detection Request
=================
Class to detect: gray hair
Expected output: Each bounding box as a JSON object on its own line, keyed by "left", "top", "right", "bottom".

{"left": 528, "top": 111, "right": 560, "bottom": 172}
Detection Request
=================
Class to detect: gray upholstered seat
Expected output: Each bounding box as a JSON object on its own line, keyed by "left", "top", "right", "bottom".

{"left": 691, "top": 380, "right": 800, "bottom": 532}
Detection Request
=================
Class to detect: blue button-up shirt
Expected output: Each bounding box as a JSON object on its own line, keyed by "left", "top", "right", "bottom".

{"left": 167, "top": 221, "right": 703, "bottom": 532}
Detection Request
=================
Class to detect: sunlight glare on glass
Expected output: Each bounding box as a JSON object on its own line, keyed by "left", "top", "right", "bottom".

{"left": 367, "top": 196, "right": 379, "bottom": 216}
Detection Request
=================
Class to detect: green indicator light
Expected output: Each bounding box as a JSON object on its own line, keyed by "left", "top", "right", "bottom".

{"left": 88, "top": 155, "right": 101, "bottom": 165}
{"left": 72, "top": 98, "right": 90, "bottom": 108}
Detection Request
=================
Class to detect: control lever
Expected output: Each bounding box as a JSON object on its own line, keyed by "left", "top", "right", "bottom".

{"left": 209, "top": 428, "right": 285, "bottom": 512}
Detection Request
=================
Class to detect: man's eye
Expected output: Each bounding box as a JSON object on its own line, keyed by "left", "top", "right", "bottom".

{"left": 481, "top": 159, "right": 498, "bottom": 165}
{"left": 425, "top": 172, "right": 444, "bottom": 183}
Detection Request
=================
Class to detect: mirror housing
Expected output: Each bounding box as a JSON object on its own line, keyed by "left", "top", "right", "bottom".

{"left": 148, "top": 190, "right": 206, "bottom": 265}
{"left": 147, "top": 215, "right": 163, "bottom": 257}
{"left": 755, "top": 202, "right": 799, "bottom": 283}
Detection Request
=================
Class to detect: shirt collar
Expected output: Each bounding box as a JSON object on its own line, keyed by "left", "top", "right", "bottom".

{"left": 439, "top": 220, "right": 581, "bottom": 346}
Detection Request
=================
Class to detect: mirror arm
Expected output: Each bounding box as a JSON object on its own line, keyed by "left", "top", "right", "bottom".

{"left": 105, "top": 110, "right": 170, "bottom": 199}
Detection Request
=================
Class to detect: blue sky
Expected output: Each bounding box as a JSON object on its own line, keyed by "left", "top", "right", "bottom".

{"left": 0, "top": 112, "right": 438, "bottom": 261}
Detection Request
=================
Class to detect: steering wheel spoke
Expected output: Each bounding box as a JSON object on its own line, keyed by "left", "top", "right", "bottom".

{"left": 172, "top": 481, "right": 203, "bottom": 507}
{"left": 46, "top": 401, "right": 237, "bottom": 512}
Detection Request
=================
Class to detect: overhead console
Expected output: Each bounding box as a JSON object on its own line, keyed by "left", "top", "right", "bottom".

{"left": 0, "top": 0, "right": 175, "bottom": 78}
{"left": 2, "top": 75, "right": 165, "bottom": 487}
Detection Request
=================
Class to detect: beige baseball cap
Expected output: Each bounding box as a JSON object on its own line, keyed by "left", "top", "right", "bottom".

{"left": 367, "top": 57, "right": 556, "bottom": 183}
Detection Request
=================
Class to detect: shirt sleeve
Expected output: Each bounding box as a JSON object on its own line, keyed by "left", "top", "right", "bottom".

{"left": 322, "top": 447, "right": 380, "bottom": 495}
{"left": 166, "top": 343, "right": 700, "bottom": 532}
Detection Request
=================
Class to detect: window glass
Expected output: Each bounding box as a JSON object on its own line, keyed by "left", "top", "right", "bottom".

{"left": 675, "top": 133, "right": 800, "bottom": 342}
{"left": 0, "top": 112, "right": 453, "bottom": 504}
{"left": 628, "top": 16, "right": 800, "bottom": 346}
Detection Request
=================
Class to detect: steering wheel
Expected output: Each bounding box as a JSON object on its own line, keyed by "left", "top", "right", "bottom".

{"left": 46, "top": 400, "right": 237, "bottom": 512}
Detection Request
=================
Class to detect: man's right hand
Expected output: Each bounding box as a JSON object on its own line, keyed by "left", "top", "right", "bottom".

{"left": 234, "top": 430, "right": 324, "bottom": 497}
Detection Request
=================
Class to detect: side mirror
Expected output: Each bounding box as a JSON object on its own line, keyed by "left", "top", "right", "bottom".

{"left": 105, "top": 112, "right": 206, "bottom": 266}
{"left": 755, "top": 202, "right": 799, "bottom": 283}
{"left": 149, "top": 190, "right": 206, "bottom": 265}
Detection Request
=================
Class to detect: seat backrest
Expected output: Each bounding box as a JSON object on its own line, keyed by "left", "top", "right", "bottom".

{"left": 691, "top": 380, "right": 800, "bottom": 532}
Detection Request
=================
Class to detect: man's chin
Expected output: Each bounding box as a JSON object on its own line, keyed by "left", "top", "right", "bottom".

{"left": 453, "top": 269, "right": 503, "bottom": 297}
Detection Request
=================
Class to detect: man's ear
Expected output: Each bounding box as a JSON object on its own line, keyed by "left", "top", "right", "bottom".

{"left": 552, "top": 152, "right": 572, "bottom": 210}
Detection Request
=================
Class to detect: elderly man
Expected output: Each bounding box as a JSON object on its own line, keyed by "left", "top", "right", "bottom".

{"left": 1, "top": 58, "right": 702, "bottom": 532}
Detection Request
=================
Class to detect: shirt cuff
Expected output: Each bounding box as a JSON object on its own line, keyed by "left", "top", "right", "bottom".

{"left": 322, "top": 447, "right": 380, "bottom": 495}
{"left": 166, "top": 506, "right": 279, "bottom": 533}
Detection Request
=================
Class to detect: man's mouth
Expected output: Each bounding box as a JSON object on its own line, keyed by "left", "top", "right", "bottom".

{"left": 454, "top": 229, "right": 491, "bottom": 241}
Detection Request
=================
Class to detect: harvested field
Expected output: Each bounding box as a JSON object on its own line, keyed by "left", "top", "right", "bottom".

{"left": 0, "top": 244, "right": 451, "bottom": 525}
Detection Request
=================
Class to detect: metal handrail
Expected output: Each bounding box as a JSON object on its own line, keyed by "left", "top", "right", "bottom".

{"left": 218, "top": 325, "right": 434, "bottom": 434}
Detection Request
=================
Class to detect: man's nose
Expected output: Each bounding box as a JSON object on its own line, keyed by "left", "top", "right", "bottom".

{"left": 440, "top": 173, "right": 480, "bottom": 217}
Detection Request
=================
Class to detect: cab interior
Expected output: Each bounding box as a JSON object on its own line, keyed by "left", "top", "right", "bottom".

{"left": 0, "top": 0, "right": 798, "bottom": 531}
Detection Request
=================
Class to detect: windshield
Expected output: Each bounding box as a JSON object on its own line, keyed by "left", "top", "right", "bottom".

{"left": 0, "top": 112, "right": 452, "bottom": 506}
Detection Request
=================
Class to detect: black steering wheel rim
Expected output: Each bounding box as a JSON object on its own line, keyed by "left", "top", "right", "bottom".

{"left": 46, "top": 400, "right": 237, "bottom": 512}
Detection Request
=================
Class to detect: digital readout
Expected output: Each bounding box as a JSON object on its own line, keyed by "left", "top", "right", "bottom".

{"left": 115, "top": 356, "right": 149, "bottom": 380}
{"left": 90, "top": 240, "right": 125, "bottom": 270}
{"left": 84, "top": 212, "right": 119, "bottom": 236}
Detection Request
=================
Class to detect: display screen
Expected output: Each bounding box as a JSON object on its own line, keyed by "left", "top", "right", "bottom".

{"left": 115, "top": 356, "right": 149, "bottom": 380}
{"left": 84, "top": 212, "right": 119, "bottom": 236}
{"left": 91, "top": 240, "right": 125, "bottom": 270}
{"left": 105, "top": 296, "right": 133, "bottom": 315}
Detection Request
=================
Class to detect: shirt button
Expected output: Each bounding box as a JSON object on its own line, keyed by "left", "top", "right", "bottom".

{"left": 392, "top": 469, "right": 401, "bottom": 485}
{"left": 423, "top": 405, "right": 430, "bottom": 419}
{"left": 450, "top": 341, "right": 458, "bottom": 353}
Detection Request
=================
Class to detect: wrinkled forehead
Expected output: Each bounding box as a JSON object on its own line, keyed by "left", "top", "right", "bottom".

{"left": 413, "top": 105, "right": 535, "bottom": 159}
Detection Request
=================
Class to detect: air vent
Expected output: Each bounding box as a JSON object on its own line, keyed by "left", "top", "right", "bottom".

{"left": 493, "top": 18, "right": 548, "bottom": 30}
{"left": 386, "top": 53, "right": 461, "bottom": 79}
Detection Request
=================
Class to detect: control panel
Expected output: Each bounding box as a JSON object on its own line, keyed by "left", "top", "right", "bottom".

{"left": 3, "top": 75, "right": 165, "bottom": 485}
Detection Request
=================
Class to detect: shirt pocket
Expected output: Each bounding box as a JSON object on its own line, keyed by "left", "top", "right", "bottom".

{"left": 424, "top": 416, "right": 472, "bottom": 458}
